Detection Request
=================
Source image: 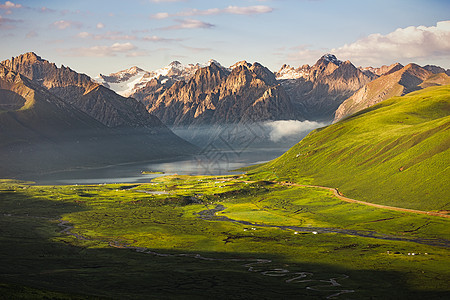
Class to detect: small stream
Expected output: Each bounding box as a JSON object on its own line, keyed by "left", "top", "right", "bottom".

{"left": 56, "top": 217, "right": 354, "bottom": 299}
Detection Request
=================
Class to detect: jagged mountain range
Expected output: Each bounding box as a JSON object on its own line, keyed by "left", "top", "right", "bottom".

{"left": 94, "top": 59, "right": 225, "bottom": 97}
{"left": 98, "top": 54, "right": 449, "bottom": 126}
{"left": 105, "top": 54, "right": 374, "bottom": 125}
{"left": 0, "top": 53, "right": 198, "bottom": 177}
{"left": 2, "top": 52, "right": 163, "bottom": 128}
{"left": 1, "top": 51, "right": 449, "bottom": 176}
{"left": 139, "top": 61, "right": 294, "bottom": 126}
{"left": 275, "top": 55, "right": 374, "bottom": 121}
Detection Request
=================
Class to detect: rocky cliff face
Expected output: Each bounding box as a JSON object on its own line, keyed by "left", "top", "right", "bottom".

{"left": 139, "top": 61, "right": 295, "bottom": 126}
{"left": 2, "top": 52, "right": 162, "bottom": 128}
{"left": 333, "top": 64, "right": 450, "bottom": 122}
{"left": 422, "top": 65, "right": 450, "bottom": 76}
{"left": 277, "top": 54, "right": 373, "bottom": 121}
{"left": 0, "top": 62, "right": 198, "bottom": 177}
{"left": 275, "top": 64, "right": 310, "bottom": 80}
{"left": 132, "top": 54, "right": 373, "bottom": 124}
{"left": 95, "top": 60, "right": 222, "bottom": 97}
{"left": 0, "top": 63, "right": 105, "bottom": 136}
{"left": 0, "top": 64, "right": 109, "bottom": 175}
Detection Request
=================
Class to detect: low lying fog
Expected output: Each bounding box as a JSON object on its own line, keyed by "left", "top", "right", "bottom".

{"left": 264, "top": 120, "right": 327, "bottom": 142}
{"left": 172, "top": 120, "right": 328, "bottom": 149}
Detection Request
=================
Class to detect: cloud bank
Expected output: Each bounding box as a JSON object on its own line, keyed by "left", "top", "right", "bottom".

{"left": 332, "top": 21, "right": 450, "bottom": 66}
{"left": 150, "top": 0, "right": 185, "bottom": 3}
{"left": 265, "top": 120, "right": 326, "bottom": 142}
{"left": 152, "top": 5, "right": 273, "bottom": 19}
{"left": 52, "top": 20, "right": 82, "bottom": 30}
{"left": 0, "top": 0, "right": 21, "bottom": 14}
{"left": 67, "top": 42, "right": 137, "bottom": 57}
{"left": 77, "top": 31, "right": 136, "bottom": 40}
{"left": 162, "top": 19, "right": 214, "bottom": 30}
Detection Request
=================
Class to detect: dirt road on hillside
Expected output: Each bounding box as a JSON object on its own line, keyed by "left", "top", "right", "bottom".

{"left": 277, "top": 182, "right": 450, "bottom": 219}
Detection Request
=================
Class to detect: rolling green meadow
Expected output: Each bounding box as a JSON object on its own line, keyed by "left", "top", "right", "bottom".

{"left": 0, "top": 86, "right": 449, "bottom": 299}
{"left": 0, "top": 175, "right": 449, "bottom": 299}
{"left": 252, "top": 85, "right": 450, "bottom": 211}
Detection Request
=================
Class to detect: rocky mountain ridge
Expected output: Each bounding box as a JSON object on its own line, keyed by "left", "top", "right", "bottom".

{"left": 29, "top": 51, "right": 450, "bottom": 128}
{"left": 128, "top": 54, "right": 375, "bottom": 124}
{"left": 94, "top": 59, "right": 226, "bottom": 97}
{"left": 276, "top": 54, "right": 374, "bottom": 121}
{"left": 2, "top": 52, "right": 162, "bottom": 128}
{"left": 0, "top": 53, "right": 198, "bottom": 177}
{"left": 138, "top": 61, "right": 294, "bottom": 126}
{"left": 358, "top": 63, "right": 404, "bottom": 77}
{"left": 334, "top": 63, "right": 450, "bottom": 122}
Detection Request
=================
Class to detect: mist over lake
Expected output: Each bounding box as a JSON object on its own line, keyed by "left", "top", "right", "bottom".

{"left": 26, "top": 121, "right": 325, "bottom": 185}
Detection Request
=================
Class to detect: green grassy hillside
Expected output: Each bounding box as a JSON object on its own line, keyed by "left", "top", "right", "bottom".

{"left": 252, "top": 85, "right": 450, "bottom": 211}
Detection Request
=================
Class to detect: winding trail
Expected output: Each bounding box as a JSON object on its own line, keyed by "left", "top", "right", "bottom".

{"left": 249, "top": 181, "right": 449, "bottom": 219}
{"left": 286, "top": 183, "right": 450, "bottom": 218}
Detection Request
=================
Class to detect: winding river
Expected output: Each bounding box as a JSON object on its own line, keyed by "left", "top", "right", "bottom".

{"left": 56, "top": 219, "right": 355, "bottom": 299}
{"left": 196, "top": 204, "right": 450, "bottom": 248}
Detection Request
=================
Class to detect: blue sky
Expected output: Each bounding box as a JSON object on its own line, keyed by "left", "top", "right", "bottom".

{"left": 1, "top": 0, "right": 449, "bottom": 77}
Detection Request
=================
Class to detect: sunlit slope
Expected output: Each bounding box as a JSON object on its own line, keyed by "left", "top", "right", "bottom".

{"left": 257, "top": 85, "right": 450, "bottom": 211}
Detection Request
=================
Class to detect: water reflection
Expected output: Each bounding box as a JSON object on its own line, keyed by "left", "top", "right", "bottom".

{"left": 28, "top": 147, "right": 288, "bottom": 185}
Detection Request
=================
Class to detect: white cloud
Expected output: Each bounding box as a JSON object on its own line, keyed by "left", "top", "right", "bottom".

{"left": 279, "top": 21, "right": 450, "bottom": 68}
{"left": 77, "top": 31, "right": 90, "bottom": 38}
{"left": 143, "top": 35, "right": 178, "bottom": 42}
{"left": 0, "top": 1, "right": 21, "bottom": 15}
{"left": 265, "top": 120, "right": 326, "bottom": 142}
{"left": 68, "top": 42, "right": 137, "bottom": 57}
{"left": 152, "top": 5, "right": 273, "bottom": 19}
{"left": 53, "top": 20, "right": 70, "bottom": 29}
{"left": 152, "top": 12, "right": 170, "bottom": 19}
{"left": 162, "top": 19, "right": 214, "bottom": 30}
{"left": 150, "top": 0, "right": 185, "bottom": 2}
{"left": 224, "top": 6, "right": 273, "bottom": 15}
{"left": 332, "top": 21, "right": 450, "bottom": 66}
{"left": 126, "top": 51, "right": 149, "bottom": 57}
{"left": 0, "top": 1, "right": 21, "bottom": 9}
{"left": 39, "top": 6, "right": 57, "bottom": 13}
{"left": 96, "top": 22, "right": 104, "bottom": 29}
{"left": 52, "top": 20, "right": 82, "bottom": 30}
{"left": 76, "top": 31, "right": 136, "bottom": 40}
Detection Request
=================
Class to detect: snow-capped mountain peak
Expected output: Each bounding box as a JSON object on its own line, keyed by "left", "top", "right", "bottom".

{"left": 125, "top": 66, "right": 144, "bottom": 74}
{"left": 275, "top": 64, "right": 310, "bottom": 80}
{"left": 320, "top": 54, "right": 342, "bottom": 66}
{"left": 94, "top": 66, "right": 148, "bottom": 97}
{"left": 229, "top": 60, "right": 252, "bottom": 69}
{"left": 94, "top": 59, "right": 226, "bottom": 97}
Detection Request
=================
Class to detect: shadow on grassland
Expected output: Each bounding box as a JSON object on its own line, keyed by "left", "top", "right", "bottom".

{"left": 0, "top": 190, "right": 448, "bottom": 299}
